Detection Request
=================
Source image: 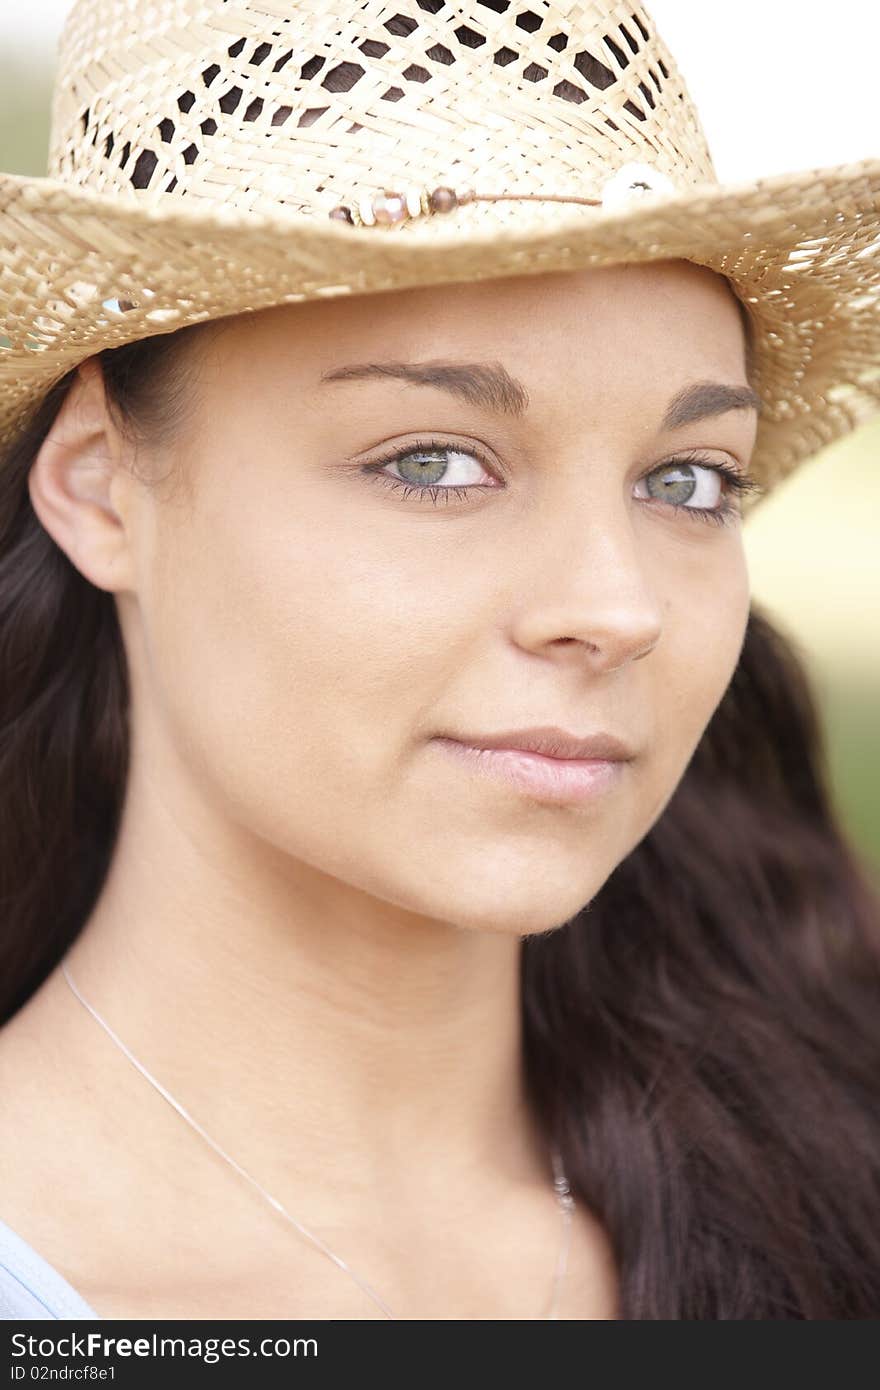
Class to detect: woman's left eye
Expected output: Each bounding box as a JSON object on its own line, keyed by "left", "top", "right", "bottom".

{"left": 633, "top": 457, "right": 760, "bottom": 526}
{"left": 362, "top": 439, "right": 762, "bottom": 524}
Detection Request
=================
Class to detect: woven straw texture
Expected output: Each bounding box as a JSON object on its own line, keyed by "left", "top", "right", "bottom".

{"left": 1, "top": 0, "right": 878, "bottom": 513}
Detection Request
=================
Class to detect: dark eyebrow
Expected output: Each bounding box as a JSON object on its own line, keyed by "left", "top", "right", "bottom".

{"left": 661, "top": 381, "right": 762, "bottom": 430}
{"left": 318, "top": 361, "right": 761, "bottom": 430}
{"left": 318, "top": 359, "right": 530, "bottom": 416}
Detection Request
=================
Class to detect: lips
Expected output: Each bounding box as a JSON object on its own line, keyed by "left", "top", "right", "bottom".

{"left": 432, "top": 734, "right": 629, "bottom": 805}
{"left": 441, "top": 725, "right": 635, "bottom": 762}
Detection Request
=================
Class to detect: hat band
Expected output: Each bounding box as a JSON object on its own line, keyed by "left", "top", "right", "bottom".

{"left": 328, "top": 162, "right": 677, "bottom": 228}
{"left": 329, "top": 185, "right": 602, "bottom": 228}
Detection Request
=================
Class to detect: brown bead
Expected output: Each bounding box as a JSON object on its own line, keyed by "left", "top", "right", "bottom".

{"left": 428, "top": 186, "right": 459, "bottom": 213}
{"left": 328, "top": 205, "right": 354, "bottom": 223}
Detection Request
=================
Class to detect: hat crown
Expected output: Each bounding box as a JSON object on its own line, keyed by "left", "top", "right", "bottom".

{"left": 49, "top": 0, "right": 716, "bottom": 226}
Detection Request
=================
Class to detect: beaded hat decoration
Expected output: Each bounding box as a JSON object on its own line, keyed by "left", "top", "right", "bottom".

{"left": 327, "top": 159, "right": 675, "bottom": 227}
{"left": 0, "top": 0, "right": 878, "bottom": 511}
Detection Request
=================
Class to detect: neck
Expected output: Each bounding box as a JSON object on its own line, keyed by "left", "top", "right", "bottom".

{"left": 57, "top": 734, "right": 551, "bottom": 1215}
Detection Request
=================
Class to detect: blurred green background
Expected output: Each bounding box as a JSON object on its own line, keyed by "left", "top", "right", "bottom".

{"left": 2, "top": 53, "right": 878, "bottom": 884}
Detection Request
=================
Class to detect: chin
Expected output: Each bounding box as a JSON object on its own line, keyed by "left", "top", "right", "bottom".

{"left": 414, "top": 865, "right": 607, "bottom": 938}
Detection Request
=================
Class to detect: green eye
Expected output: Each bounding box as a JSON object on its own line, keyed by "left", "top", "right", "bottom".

{"left": 391, "top": 446, "right": 462, "bottom": 488}
{"left": 362, "top": 437, "right": 498, "bottom": 504}
{"left": 636, "top": 456, "right": 762, "bottom": 526}
{"left": 644, "top": 461, "right": 702, "bottom": 505}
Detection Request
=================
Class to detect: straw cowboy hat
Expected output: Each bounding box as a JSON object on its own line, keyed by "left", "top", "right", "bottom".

{"left": 1, "top": 0, "right": 878, "bottom": 511}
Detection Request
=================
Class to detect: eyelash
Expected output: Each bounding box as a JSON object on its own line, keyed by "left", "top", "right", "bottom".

{"left": 361, "top": 437, "right": 763, "bottom": 527}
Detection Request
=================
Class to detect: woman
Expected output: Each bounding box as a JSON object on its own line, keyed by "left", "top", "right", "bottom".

{"left": 0, "top": 0, "right": 878, "bottom": 1320}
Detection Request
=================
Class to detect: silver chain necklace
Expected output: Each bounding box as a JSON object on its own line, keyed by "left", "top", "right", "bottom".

{"left": 61, "top": 959, "right": 575, "bottom": 1320}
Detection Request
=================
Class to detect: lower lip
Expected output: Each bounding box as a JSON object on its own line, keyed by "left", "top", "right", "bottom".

{"left": 432, "top": 738, "right": 627, "bottom": 805}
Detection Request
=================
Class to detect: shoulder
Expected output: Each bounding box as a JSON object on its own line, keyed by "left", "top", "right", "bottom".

{"left": 0, "top": 979, "right": 100, "bottom": 1320}
{"left": 0, "top": 1216, "right": 99, "bottom": 1320}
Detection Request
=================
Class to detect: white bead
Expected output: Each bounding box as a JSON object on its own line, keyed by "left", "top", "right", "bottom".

{"left": 601, "top": 161, "right": 676, "bottom": 211}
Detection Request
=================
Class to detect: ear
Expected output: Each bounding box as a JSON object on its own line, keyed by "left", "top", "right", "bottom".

{"left": 28, "top": 356, "right": 139, "bottom": 594}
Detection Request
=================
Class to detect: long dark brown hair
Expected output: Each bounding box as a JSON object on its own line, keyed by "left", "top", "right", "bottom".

{"left": 2, "top": 325, "right": 879, "bottom": 1318}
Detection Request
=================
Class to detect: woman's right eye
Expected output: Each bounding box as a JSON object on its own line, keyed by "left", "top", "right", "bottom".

{"left": 362, "top": 438, "right": 499, "bottom": 505}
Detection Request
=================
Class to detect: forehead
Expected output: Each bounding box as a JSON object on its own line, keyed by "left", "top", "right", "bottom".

{"left": 242, "top": 257, "right": 740, "bottom": 350}
{"left": 206, "top": 260, "right": 750, "bottom": 424}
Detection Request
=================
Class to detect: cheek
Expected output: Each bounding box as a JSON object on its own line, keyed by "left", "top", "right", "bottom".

{"left": 140, "top": 485, "right": 467, "bottom": 881}
{"left": 635, "top": 543, "right": 750, "bottom": 830}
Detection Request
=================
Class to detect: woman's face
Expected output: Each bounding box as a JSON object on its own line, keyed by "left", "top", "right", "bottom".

{"left": 113, "top": 261, "right": 757, "bottom": 934}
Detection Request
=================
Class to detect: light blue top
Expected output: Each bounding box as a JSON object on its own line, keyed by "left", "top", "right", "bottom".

{"left": 0, "top": 1216, "right": 99, "bottom": 1319}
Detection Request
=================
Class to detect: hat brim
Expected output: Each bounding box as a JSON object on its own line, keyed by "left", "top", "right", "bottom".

{"left": 1, "top": 156, "right": 878, "bottom": 510}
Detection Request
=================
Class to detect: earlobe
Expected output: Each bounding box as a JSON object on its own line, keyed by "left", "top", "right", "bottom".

{"left": 27, "top": 359, "right": 136, "bottom": 595}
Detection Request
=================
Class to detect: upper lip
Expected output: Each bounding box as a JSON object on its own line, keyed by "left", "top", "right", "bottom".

{"left": 445, "top": 725, "right": 635, "bottom": 761}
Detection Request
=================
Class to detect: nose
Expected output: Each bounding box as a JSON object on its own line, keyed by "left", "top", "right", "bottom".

{"left": 511, "top": 498, "right": 664, "bottom": 673}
